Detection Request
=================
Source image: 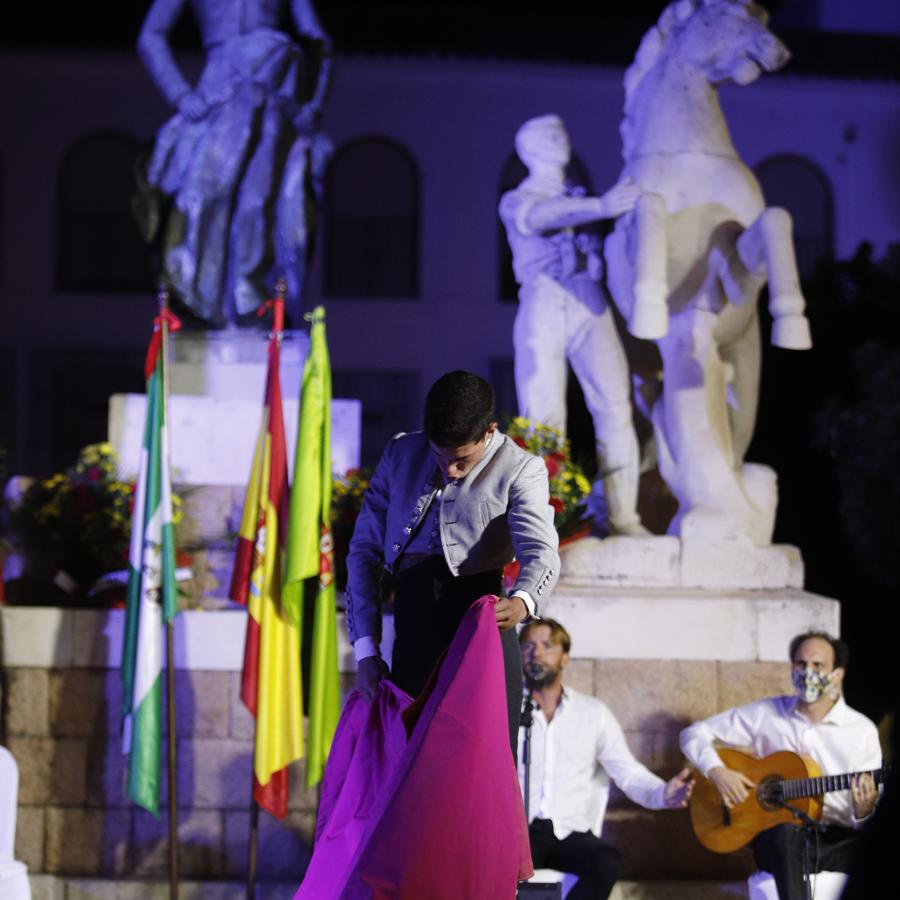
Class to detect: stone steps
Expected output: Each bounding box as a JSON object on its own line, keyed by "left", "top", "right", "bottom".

{"left": 29, "top": 876, "right": 750, "bottom": 899}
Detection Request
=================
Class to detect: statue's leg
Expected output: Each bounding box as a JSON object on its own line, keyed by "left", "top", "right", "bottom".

{"left": 628, "top": 192, "right": 670, "bottom": 340}
{"left": 720, "top": 311, "right": 761, "bottom": 463}
{"left": 657, "top": 309, "right": 761, "bottom": 542}
{"left": 230, "top": 102, "right": 287, "bottom": 316}
{"left": 513, "top": 276, "right": 569, "bottom": 432}
{"left": 737, "top": 208, "right": 812, "bottom": 350}
{"left": 567, "top": 278, "right": 645, "bottom": 534}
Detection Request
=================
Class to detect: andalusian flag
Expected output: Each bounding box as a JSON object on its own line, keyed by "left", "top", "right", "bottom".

{"left": 121, "top": 316, "right": 178, "bottom": 815}
{"left": 285, "top": 306, "right": 340, "bottom": 787}
{"left": 230, "top": 332, "right": 304, "bottom": 819}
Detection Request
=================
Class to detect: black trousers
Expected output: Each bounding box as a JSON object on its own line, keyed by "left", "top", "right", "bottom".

{"left": 390, "top": 554, "right": 523, "bottom": 756}
{"left": 529, "top": 818, "right": 623, "bottom": 900}
{"left": 752, "top": 822, "right": 860, "bottom": 900}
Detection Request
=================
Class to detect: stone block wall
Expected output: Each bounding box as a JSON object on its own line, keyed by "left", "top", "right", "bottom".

{"left": 2, "top": 665, "right": 352, "bottom": 882}
{"left": 3, "top": 656, "right": 790, "bottom": 883}
{"left": 1, "top": 589, "right": 827, "bottom": 884}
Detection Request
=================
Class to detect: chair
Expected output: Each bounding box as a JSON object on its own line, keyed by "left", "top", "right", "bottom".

{"left": 748, "top": 868, "right": 849, "bottom": 900}
{"left": 0, "top": 746, "right": 32, "bottom": 900}
{"left": 530, "top": 868, "right": 579, "bottom": 898}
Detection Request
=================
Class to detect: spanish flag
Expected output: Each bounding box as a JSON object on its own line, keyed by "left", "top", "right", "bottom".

{"left": 230, "top": 330, "right": 303, "bottom": 819}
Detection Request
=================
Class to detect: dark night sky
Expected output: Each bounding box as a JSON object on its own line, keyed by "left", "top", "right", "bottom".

{"left": 1, "top": 1, "right": 898, "bottom": 80}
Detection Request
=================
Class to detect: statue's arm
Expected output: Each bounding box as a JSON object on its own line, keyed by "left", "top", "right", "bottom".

{"left": 522, "top": 180, "right": 641, "bottom": 234}
{"left": 137, "top": 0, "right": 196, "bottom": 110}
{"left": 522, "top": 195, "right": 609, "bottom": 233}
{"left": 291, "top": 0, "right": 333, "bottom": 118}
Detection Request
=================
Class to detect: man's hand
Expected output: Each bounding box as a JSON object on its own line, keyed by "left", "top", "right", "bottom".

{"left": 850, "top": 773, "right": 878, "bottom": 819}
{"left": 356, "top": 656, "right": 389, "bottom": 701}
{"left": 709, "top": 766, "right": 755, "bottom": 808}
{"left": 495, "top": 595, "right": 528, "bottom": 631}
{"left": 178, "top": 91, "right": 209, "bottom": 121}
{"left": 664, "top": 767, "right": 695, "bottom": 809}
{"left": 599, "top": 179, "right": 641, "bottom": 218}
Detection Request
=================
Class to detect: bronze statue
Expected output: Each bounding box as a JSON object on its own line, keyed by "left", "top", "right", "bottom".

{"left": 136, "top": 0, "right": 332, "bottom": 325}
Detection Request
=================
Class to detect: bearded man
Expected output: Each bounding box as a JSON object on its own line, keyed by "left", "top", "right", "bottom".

{"left": 519, "top": 618, "right": 693, "bottom": 900}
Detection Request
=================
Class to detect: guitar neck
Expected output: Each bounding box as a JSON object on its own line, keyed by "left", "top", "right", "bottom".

{"left": 780, "top": 767, "right": 887, "bottom": 801}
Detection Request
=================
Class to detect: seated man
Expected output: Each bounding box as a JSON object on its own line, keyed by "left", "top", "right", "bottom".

{"left": 519, "top": 618, "right": 693, "bottom": 900}
{"left": 680, "top": 631, "right": 882, "bottom": 900}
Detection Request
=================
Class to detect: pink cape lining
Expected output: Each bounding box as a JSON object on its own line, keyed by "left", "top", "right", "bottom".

{"left": 295, "top": 595, "right": 533, "bottom": 899}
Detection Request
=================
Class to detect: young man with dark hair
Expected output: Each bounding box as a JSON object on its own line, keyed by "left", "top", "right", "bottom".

{"left": 346, "top": 370, "right": 561, "bottom": 748}
{"left": 680, "top": 632, "right": 882, "bottom": 900}
{"left": 519, "top": 619, "right": 693, "bottom": 900}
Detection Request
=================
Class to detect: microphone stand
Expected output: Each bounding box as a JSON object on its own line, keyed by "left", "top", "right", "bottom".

{"left": 768, "top": 797, "right": 827, "bottom": 900}
{"left": 520, "top": 689, "right": 535, "bottom": 823}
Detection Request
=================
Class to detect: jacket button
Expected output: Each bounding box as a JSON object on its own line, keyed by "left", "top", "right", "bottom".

{"left": 392, "top": 543, "right": 401, "bottom": 552}
{"left": 403, "top": 526, "right": 412, "bottom": 534}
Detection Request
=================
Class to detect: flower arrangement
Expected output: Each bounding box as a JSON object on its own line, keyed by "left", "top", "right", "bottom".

{"left": 505, "top": 416, "right": 593, "bottom": 542}
{"left": 331, "top": 467, "right": 371, "bottom": 589}
{"left": 8, "top": 442, "right": 181, "bottom": 591}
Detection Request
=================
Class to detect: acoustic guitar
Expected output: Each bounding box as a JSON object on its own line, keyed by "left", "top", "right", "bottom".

{"left": 689, "top": 747, "right": 888, "bottom": 853}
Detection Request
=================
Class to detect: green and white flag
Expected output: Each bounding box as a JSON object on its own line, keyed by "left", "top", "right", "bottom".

{"left": 121, "top": 329, "right": 178, "bottom": 815}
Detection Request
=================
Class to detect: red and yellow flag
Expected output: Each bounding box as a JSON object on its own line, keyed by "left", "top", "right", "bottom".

{"left": 230, "top": 328, "right": 303, "bottom": 819}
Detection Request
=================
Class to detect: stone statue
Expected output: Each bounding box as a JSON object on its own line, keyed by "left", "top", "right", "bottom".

{"left": 135, "top": 0, "right": 332, "bottom": 326}
{"left": 499, "top": 114, "right": 646, "bottom": 535}
{"left": 604, "top": 0, "right": 812, "bottom": 546}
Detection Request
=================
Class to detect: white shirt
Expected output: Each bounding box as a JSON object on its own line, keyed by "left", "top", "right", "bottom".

{"left": 679, "top": 695, "right": 882, "bottom": 827}
{"left": 518, "top": 687, "right": 667, "bottom": 840}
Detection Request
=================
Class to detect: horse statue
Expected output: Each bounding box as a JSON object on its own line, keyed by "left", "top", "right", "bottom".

{"left": 604, "top": 0, "right": 812, "bottom": 546}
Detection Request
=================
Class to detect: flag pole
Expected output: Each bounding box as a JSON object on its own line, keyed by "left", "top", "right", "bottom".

{"left": 246, "top": 278, "right": 287, "bottom": 900}
{"left": 159, "top": 285, "right": 180, "bottom": 900}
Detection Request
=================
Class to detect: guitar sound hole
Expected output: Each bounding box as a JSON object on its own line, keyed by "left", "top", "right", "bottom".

{"left": 757, "top": 774, "right": 784, "bottom": 812}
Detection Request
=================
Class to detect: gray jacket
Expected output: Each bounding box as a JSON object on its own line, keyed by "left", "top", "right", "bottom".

{"left": 345, "top": 430, "right": 560, "bottom": 647}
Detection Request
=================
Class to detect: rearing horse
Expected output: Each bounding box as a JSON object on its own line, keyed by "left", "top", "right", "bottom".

{"left": 604, "top": 0, "right": 811, "bottom": 546}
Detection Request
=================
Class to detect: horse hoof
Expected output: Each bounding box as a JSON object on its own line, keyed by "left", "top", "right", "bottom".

{"left": 771, "top": 313, "right": 812, "bottom": 350}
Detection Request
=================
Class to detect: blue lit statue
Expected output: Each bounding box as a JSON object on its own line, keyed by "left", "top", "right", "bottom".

{"left": 136, "top": 0, "right": 332, "bottom": 325}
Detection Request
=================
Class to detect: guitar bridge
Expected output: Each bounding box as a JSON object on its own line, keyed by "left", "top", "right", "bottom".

{"left": 721, "top": 801, "right": 731, "bottom": 827}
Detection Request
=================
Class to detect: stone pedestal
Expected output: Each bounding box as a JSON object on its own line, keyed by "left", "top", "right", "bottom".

{"left": 106, "top": 331, "right": 362, "bottom": 605}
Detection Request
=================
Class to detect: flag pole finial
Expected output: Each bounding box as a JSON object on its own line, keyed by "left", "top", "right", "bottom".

{"left": 258, "top": 280, "right": 287, "bottom": 340}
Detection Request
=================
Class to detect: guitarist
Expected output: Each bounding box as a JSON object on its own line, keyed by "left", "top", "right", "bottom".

{"left": 680, "top": 631, "right": 882, "bottom": 900}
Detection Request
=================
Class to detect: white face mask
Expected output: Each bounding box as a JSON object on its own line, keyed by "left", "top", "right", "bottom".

{"left": 792, "top": 667, "right": 838, "bottom": 704}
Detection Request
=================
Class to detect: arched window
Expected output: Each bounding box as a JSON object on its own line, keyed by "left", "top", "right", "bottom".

{"left": 57, "top": 131, "right": 153, "bottom": 293}
{"left": 497, "top": 151, "right": 594, "bottom": 302}
{"left": 324, "top": 137, "right": 419, "bottom": 299}
{"left": 755, "top": 155, "right": 834, "bottom": 280}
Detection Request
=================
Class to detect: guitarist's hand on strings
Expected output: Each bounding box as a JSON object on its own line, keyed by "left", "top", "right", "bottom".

{"left": 850, "top": 773, "right": 878, "bottom": 819}
{"left": 709, "top": 766, "right": 755, "bottom": 808}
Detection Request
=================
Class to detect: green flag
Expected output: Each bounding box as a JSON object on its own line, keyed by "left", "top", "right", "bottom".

{"left": 121, "top": 333, "right": 178, "bottom": 815}
{"left": 284, "top": 306, "right": 340, "bottom": 787}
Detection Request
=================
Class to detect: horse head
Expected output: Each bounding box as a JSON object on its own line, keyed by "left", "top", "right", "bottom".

{"left": 678, "top": 0, "right": 789, "bottom": 85}
{"left": 622, "top": 1, "right": 788, "bottom": 159}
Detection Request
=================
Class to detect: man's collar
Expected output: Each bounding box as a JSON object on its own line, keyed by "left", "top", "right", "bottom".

{"left": 786, "top": 693, "right": 851, "bottom": 725}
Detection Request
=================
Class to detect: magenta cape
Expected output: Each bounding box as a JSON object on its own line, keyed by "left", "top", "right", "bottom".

{"left": 295, "top": 596, "right": 533, "bottom": 899}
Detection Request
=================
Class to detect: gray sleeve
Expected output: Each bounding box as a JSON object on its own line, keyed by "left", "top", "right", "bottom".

{"left": 507, "top": 454, "right": 560, "bottom": 612}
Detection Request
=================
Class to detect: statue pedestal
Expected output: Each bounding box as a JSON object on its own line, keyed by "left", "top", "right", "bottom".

{"left": 106, "top": 330, "right": 362, "bottom": 606}
{"left": 542, "top": 536, "right": 838, "bottom": 881}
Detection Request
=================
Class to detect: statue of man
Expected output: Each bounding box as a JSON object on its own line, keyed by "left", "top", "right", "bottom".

{"left": 136, "top": 0, "right": 332, "bottom": 326}
{"left": 499, "top": 114, "right": 645, "bottom": 534}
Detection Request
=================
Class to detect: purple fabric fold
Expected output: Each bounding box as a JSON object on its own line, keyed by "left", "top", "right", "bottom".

{"left": 295, "top": 596, "right": 532, "bottom": 899}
